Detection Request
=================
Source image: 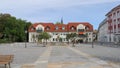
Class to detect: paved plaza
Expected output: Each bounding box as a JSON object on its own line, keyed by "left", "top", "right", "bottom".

{"left": 0, "top": 43, "right": 120, "bottom": 68}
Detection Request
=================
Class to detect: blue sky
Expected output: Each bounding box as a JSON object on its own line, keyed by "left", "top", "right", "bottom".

{"left": 0, "top": 0, "right": 120, "bottom": 29}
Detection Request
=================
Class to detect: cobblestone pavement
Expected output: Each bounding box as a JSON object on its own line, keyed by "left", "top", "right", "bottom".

{"left": 0, "top": 43, "right": 120, "bottom": 68}
{"left": 71, "top": 43, "right": 120, "bottom": 63}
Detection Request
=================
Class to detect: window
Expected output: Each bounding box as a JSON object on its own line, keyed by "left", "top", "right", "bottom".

{"left": 113, "top": 12, "right": 116, "bottom": 17}
{"left": 71, "top": 27, "right": 74, "bottom": 30}
{"left": 56, "top": 33, "right": 58, "bottom": 35}
{"left": 62, "top": 26, "right": 65, "bottom": 30}
{"left": 56, "top": 26, "right": 58, "bottom": 30}
{"left": 70, "top": 26, "right": 75, "bottom": 30}
{"left": 114, "top": 19, "right": 116, "bottom": 22}
{"left": 89, "top": 38, "right": 91, "bottom": 41}
{"left": 86, "top": 38, "right": 88, "bottom": 41}
{"left": 78, "top": 29, "right": 84, "bottom": 32}
{"left": 118, "top": 18, "right": 120, "bottom": 24}
{"left": 46, "top": 26, "right": 50, "bottom": 30}
{"left": 89, "top": 33, "right": 91, "bottom": 35}
{"left": 117, "top": 11, "right": 119, "bottom": 16}
{"left": 36, "top": 27, "right": 43, "bottom": 32}
{"left": 66, "top": 39, "right": 68, "bottom": 41}
{"left": 85, "top": 26, "right": 89, "bottom": 30}
{"left": 31, "top": 28, "right": 35, "bottom": 31}
{"left": 38, "top": 27, "right": 42, "bottom": 30}
{"left": 53, "top": 38, "right": 55, "bottom": 41}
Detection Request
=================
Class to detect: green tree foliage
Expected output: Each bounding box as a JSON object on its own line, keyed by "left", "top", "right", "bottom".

{"left": 38, "top": 32, "right": 51, "bottom": 46}
{"left": 66, "top": 33, "right": 77, "bottom": 40}
{"left": 70, "top": 33, "right": 77, "bottom": 47}
{"left": 66, "top": 33, "right": 77, "bottom": 46}
{"left": 0, "top": 13, "right": 32, "bottom": 43}
{"left": 66, "top": 34, "right": 71, "bottom": 44}
{"left": 55, "top": 21, "right": 63, "bottom": 24}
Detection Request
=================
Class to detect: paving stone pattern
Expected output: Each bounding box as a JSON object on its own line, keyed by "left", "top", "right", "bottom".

{"left": 0, "top": 43, "right": 120, "bottom": 68}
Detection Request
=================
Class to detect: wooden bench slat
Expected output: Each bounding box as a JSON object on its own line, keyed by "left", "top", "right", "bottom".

{"left": 0, "top": 61, "right": 9, "bottom": 64}
{"left": 0, "top": 55, "right": 14, "bottom": 68}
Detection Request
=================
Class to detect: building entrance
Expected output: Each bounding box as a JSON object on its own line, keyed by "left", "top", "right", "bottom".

{"left": 77, "top": 39, "right": 83, "bottom": 43}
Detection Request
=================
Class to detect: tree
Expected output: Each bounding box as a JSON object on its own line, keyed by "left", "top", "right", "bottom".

{"left": 38, "top": 32, "right": 51, "bottom": 46}
{"left": 59, "top": 37, "right": 62, "bottom": 42}
{"left": 55, "top": 21, "right": 63, "bottom": 24}
{"left": 32, "top": 34, "right": 36, "bottom": 42}
{"left": 66, "top": 33, "right": 77, "bottom": 47}
{"left": 0, "top": 13, "right": 32, "bottom": 43}
{"left": 66, "top": 34, "right": 71, "bottom": 44}
{"left": 70, "top": 33, "right": 77, "bottom": 47}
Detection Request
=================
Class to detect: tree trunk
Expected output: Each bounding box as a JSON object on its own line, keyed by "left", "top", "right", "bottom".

{"left": 72, "top": 42, "right": 75, "bottom": 47}
{"left": 46, "top": 39, "right": 47, "bottom": 45}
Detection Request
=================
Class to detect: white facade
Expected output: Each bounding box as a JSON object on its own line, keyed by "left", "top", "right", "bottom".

{"left": 86, "top": 32, "right": 93, "bottom": 42}
{"left": 98, "top": 19, "right": 109, "bottom": 42}
{"left": 29, "top": 23, "right": 93, "bottom": 43}
{"left": 29, "top": 32, "right": 38, "bottom": 42}
{"left": 49, "top": 32, "right": 68, "bottom": 42}
{"left": 29, "top": 32, "right": 69, "bottom": 43}
{"left": 76, "top": 24, "right": 93, "bottom": 42}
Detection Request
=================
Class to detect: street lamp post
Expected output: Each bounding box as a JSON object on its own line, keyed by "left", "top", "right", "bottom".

{"left": 25, "top": 30, "right": 27, "bottom": 48}
{"left": 92, "top": 33, "right": 94, "bottom": 48}
{"left": 92, "top": 40, "right": 94, "bottom": 48}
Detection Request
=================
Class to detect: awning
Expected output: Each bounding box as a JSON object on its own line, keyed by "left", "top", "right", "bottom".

{"left": 79, "top": 32, "right": 84, "bottom": 34}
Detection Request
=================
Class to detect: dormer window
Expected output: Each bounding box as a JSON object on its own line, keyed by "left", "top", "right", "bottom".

{"left": 70, "top": 26, "right": 75, "bottom": 30}
{"left": 46, "top": 28, "right": 49, "bottom": 30}
{"left": 31, "top": 27, "right": 35, "bottom": 31}
{"left": 85, "top": 26, "right": 89, "bottom": 30}
{"left": 71, "top": 27, "right": 74, "bottom": 30}
{"left": 38, "top": 27, "right": 42, "bottom": 30}
{"left": 56, "top": 26, "right": 58, "bottom": 30}
{"left": 78, "top": 29, "right": 84, "bottom": 32}
{"left": 36, "top": 27, "right": 43, "bottom": 32}
{"left": 62, "top": 26, "right": 65, "bottom": 30}
{"left": 46, "top": 26, "right": 50, "bottom": 30}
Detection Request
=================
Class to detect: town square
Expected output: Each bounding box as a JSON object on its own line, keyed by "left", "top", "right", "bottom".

{"left": 0, "top": 0, "right": 120, "bottom": 68}
{"left": 0, "top": 42, "right": 120, "bottom": 68}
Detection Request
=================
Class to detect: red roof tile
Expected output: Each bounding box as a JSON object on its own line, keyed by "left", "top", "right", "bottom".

{"left": 28, "top": 22, "right": 93, "bottom": 32}
{"left": 68, "top": 22, "right": 93, "bottom": 32}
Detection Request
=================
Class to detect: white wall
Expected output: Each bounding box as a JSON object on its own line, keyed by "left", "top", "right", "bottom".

{"left": 49, "top": 32, "right": 68, "bottom": 42}
{"left": 29, "top": 32, "right": 38, "bottom": 42}
{"left": 98, "top": 21, "right": 109, "bottom": 42}
{"left": 86, "top": 32, "right": 93, "bottom": 42}
{"left": 77, "top": 24, "right": 85, "bottom": 30}
{"left": 36, "top": 24, "right": 44, "bottom": 31}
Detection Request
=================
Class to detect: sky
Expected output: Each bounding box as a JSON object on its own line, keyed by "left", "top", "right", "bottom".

{"left": 0, "top": 0, "right": 120, "bottom": 29}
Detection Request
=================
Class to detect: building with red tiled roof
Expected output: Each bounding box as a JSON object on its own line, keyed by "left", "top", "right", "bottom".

{"left": 28, "top": 22, "right": 93, "bottom": 43}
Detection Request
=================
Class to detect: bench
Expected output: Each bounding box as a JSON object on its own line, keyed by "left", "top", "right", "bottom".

{"left": 0, "top": 55, "right": 14, "bottom": 68}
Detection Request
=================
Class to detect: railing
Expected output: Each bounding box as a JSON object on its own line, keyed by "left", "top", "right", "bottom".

{"left": 36, "top": 30, "right": 43, "bottom": 33}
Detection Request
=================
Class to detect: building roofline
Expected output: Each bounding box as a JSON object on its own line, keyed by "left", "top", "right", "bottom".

{"left": 105, "top": 5, "right": 120, "bottom": 16}
{"left": 98, "top": 18, "right": 107, "bottom": 32}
